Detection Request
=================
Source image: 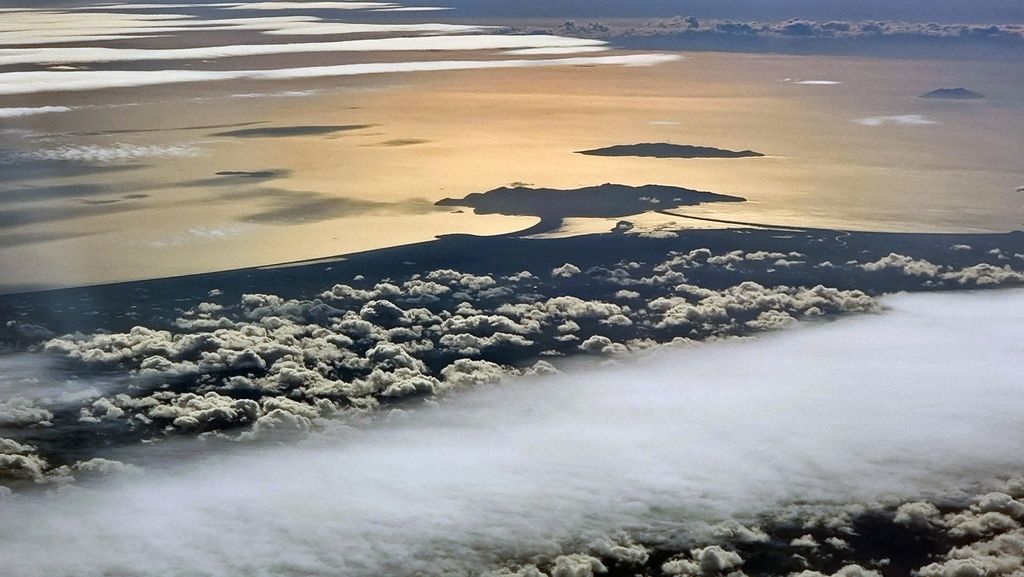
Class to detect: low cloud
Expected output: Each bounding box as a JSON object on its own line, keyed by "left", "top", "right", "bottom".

{"left": 5, "top": 143, "right": 203, "bottom": 163}
{"left": 518, "top": 17, "right": 1024, "bottom": 60}
{"left": 0, "top": 54, "right": 682, "bottom": 96}
{"left": 0, "top": 106, "right": 73, "bottom": 118}
{"left": 853, "top": 115, "right": 937, "bottom": 127}
{"left": 2, "top": 290, "right": 1023, "bottom": 576}
{"left": 0, "top": 35, "right": 606, "bottom": 67}
{"left": 144, "top": 224, "right": 251, "bottom": 249}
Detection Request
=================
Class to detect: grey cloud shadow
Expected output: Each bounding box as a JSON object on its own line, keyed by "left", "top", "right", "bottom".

{"left": 0, "top": 230, "right": 97, "bottom": 248}
{"left": 0, "top": 183, "right": 155, "bottom": 204}
{"left": 210, "top": 125, "right": 374, "bottom": 138}
{"left": 365, "top": 139, "right": 431, "bottom": 148}
{"left": 230, "top": 188, "right": 437, "bottom": 226}
{"left": 0, "top": 201, "right": 141, "bottom": 230}
{"left": 176, "top": 169, "right": 293, "bottom": 189}
{"left": 69, "top": 121, "right": 269, "bottom": 137}
{"left": 78, "top": 199, "right": 123, "bottom": 206}
{"left": 0, "top": 161, "right": 150, "bottom": 184}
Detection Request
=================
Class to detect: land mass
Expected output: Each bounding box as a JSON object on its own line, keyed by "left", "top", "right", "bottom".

{"left": 919, "top": 88, "right": 984, "bottom": 99}
{"left": 576, "top": 143, "right": 765, "bottom": 159}
{"left": 436, "top": 183, "right": 746, "bottom": 235}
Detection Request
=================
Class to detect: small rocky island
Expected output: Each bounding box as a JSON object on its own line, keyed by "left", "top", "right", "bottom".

{"left": 576, "top": 143, "right": 765, "bottom": 159}
{"left": 919, "top": 88, "right": 984, "bottom": 100}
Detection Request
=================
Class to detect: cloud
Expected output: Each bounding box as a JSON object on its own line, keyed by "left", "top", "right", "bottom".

{"left": 0, "top": 35, "right": 606, "bottom": 67}
{"left": 5, "top": 143, "right": 203, "bottom": 163}
{"left": 853, "top": 115, "right": 937, "bottom": 127}
{"left": 2, "top": 290, "right": 1024, "bottom": 576}
{"left": 143, "top": 224, "right": 251, "bottom": 249}
{"left": 222, "top": 2, "right": 399, "bottom": 10}
{"left": 503, "top": 46, "right": 609, "bottom": 55}
{"left": 0, "top": 106, "right": 72, "bottom": 118}
{"left": 0, "top": 12, "right": 326, "bottom": 45}
{"left": 518, "top": 17, "right": 1024, "bottom": 60}
{"left": 0, "top": 54, "right": 682, "bottom": 96}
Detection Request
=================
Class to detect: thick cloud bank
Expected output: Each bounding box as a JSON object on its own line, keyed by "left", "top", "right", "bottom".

{"left": 0, "top": 54, "right": 680, "bottom": 96}
{"left": 1, "top": 290, "right": 1023, "bottom": 576}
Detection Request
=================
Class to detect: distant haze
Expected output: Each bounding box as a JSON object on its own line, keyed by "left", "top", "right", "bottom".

{"left": 409, "top": 0, "right": 1024, "bottom": 24}
{"left": 1, "top": 0, "right": 1020, "bottom": 22}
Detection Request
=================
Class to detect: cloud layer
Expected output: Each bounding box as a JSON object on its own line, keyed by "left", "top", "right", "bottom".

{"left": 521, "top": 17, "right": 1024, "bottom": 60}
{"left": 0, "top": 54, "right": 680, "bottom": 96}
{"left": 2, "top": 290, "right": 1023, "bottom": 576}
{"left": 0, "top": 35, "right": 606, "bottom": 67}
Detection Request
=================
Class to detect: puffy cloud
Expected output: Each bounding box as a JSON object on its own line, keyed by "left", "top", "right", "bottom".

{"left": 71, "top": 458, "right": 140, "bottom": 477}
{"left": 551, "top": 263, "right": 582, "bottom": 278}
{"left": 941, "top": 264, "right": 1024, "bottom": 286}
{"left": 439, "top": 359, "right": 508, "bottom": 390}
{"left": 587, "top": 536, "right": 648, "bottom": 565}
{"left": 946, "top": 511, "right": 1020, "bottom": 539}
{"left": 791, "top": 534, "right": 819, "bottom": 548}
{"left": 550, "top": 554, "right": 606, "bottom": 577}
{"left": 709, "top": 521, "right": 770, "bottom": 544}
{"left": 663, "top": 546, "right": 743, "bottom": 576}
{"left": 578, "top": 335, "right": 628, "bottom": 355}
{"left": 439, "top": 331, "right": 534, "bottom": 355}
{"left": 745, "top": 310, "right": 795, "bottom": 331}
{"left": 148, "top": 392, "right": 261, "bottom": 431}
{"left": 894, "top": 501, "right": 944, "bottom": 529}
{"left": 0, "top": 397, "right": 53, "bottom": 427}
{"left": 917, "top": 527, "right": 1024, "bottom": 577}
{"left": 859, "top": 253, "right": 941, "bottom": 277}
{"left": 793, "top": 566, "right": 881, "bottom": 577}
{"left": 0, "top": 452, "right": 49, "bottom": 483}
{"left": 655, "top": 282, "right": 876, "bottom": 332}
{"left": 973, "top": 493, "right": 1024, "bottom": 519}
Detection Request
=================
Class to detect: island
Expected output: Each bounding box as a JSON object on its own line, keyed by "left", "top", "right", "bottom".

{"left": 576, "top": 143, "right": 765, "bottom": 159}
{"left": 919, "top": 88, "right": 985, "bottom": 100}
{"left": 435, "top": 183, "right": 746, "bottom": 235}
